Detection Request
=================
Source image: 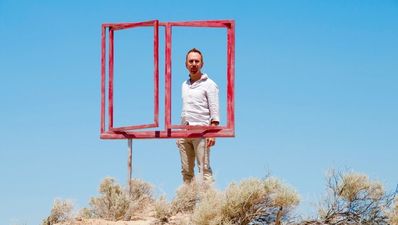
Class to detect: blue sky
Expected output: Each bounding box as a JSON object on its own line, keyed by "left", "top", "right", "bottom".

{"left": 1, "top": 1, "right": 397, "bottom": 224}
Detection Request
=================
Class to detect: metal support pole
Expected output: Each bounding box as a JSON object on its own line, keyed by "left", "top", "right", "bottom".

{"left": 128, "top": 139, "right": 132, "bottom": 191}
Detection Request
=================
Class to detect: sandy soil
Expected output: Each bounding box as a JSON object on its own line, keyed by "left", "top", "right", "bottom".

{"left": 56, "top": 213, "right": 190, "bottom": 225}
{"left": 58, "top": 218, "right": 157, "bottom": 225}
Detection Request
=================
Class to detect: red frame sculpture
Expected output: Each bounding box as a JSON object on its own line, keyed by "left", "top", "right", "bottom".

{"left": 100, "top": 20, "right": 235, "bottom": 139}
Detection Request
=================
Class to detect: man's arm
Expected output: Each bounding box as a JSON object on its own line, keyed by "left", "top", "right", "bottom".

{"left": 206, "top": 80, "right": 220, "bottom": 148}
{"left": 207, "top": 81, "right": 220, "bottom": 124}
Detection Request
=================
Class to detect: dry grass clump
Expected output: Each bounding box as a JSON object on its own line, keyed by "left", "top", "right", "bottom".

{"left": 88, "top": 177, "right": 130, "bottom": 220}
{"left": 154, "top": 196, "right": 172, "bottom": 223}
{"left": 153, "top": 181, "right": 213, "bottom": 224}
{"left": 191, "top": 188, "right": 225, "bottom": 225}
{"left": 41, "top": 199, "right": 74, "bottom": 225}
{"left": 262, "top": 177, "right": 301, "bottom": 222}
{"left": 171, "top": 181, "right": 210, "bottom": 214}
{"left": 192, "top": 177, "right": 300, "bottom": 225}
{"left": 126, "top": 179, "right": 154, "bottom": 219}
{"left": 76, "top": 207, "right": 92, "bottom": 220}
{"left": 317, "top": 170, "right": 395, "bottom": 225}
{"left": 87, "top": 177, "right": 154, "bottom": 221}
{"left": 338, "top": 172, "right": 384, "bottom": 202}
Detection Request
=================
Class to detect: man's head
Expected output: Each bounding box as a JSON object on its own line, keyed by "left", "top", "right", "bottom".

{"left": 185, "top": 48, "right": 204, "bottom": 76}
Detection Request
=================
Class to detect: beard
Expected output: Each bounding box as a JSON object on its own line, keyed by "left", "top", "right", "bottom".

{"left": 190, "top": 68, "right": 197, "bottom": 73}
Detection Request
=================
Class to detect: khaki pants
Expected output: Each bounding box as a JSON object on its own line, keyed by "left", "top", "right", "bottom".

{"left": 177, "top": 138, "right": 213, "bottom": 183}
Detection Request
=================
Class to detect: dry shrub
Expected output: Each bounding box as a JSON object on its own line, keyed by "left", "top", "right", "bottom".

{"left": 128, "top": 179, "right": 153, "bottom": 201}
{"left": 191, "top": 188, "right": 225, "bottom": 225}
{"left": 294, "top": 221, "right": 325, "bottom": 225}
{"left": 338, "top": 172, "right": 384, "bottom": 202}
{"left": 41, "top": 199, "right": 74, "bottom": 225}
{"left": 222, "top": 178, "right": 268, "bottom": 224}
{"left": 88, "top": 177, "right": 129, "bottom": 220}
{"left": 318, "top": 170, "right": 394, "bottom": 225}
{"left": 126, "top": 179, "right": 154, "bottom": 219}
{"left": 88, "top": 177, "right": 154, "bottom": 221}
{"left": 154, "top": 196, "right": 172, "bottom": 223}
{"left": 43, "top": 171, "right": 397, "bottom": 225}
{"left": 171, "top": 181, "right": 210, "bottom": 214}
{"left": 76, "top": 207, "right": 92, "bottom": 220}
{"left": 388, "top": 196, "right": 398, "bottom": 225}
{"left": 228, "top": 177, "right": 299, "bottom": 225}
{"left": 192, "top": 177, "right": 299, "bottom": 225}
{"left": 263, "top": 177, "right": 301, "bottom": 220}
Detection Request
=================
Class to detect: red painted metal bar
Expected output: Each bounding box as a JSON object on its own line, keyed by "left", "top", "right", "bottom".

{"left": 101, "top": 25, "right": 106, "bottom": 133}
{"left": 154, "top": 20, "right": 159, "bottom": 126}
{"left": 165, "top": 24, "right": 172, "bottom": 129}
{"left": 227, "top": 21, "right": 235, "bottom": 133}
{"left": 101, "top": 129, "right": 234, "bottom": 139}
{"left": 164, "top": 20, "right": 233, "bottom": 27}
{"left": 103, "top": 20, "right": 158, "bottom": 30}
{"left": 104, "top": 21, "right": 161, "bottom": 133}
{"left": 110, "top": 123, "right": 158, "bottom": 131}
{"left": 167, "top": 20, "right": 235, "bottom": 133}
{"left": 108, "top": 28, "right": 114, "bottom": 129}
{"left": 103, "top": 20, "right": 232, "bottom": 29}
{"left": 171, "top": 125, "right": 225, "bottom": 130}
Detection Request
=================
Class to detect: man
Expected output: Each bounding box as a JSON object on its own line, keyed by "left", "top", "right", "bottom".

{"left": 177, "top": 48, "right": 220, "bottom": 184}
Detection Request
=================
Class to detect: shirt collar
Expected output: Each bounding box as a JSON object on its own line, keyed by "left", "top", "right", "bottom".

{"left": 188, "top": 73, "right": 208, "bottom": 85}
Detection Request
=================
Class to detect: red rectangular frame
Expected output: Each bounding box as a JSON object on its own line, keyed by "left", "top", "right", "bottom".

{"left": 100, "top": 20, "right": 235, "bottom": 139}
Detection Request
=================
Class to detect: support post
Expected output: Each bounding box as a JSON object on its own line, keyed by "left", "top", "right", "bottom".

{"left": 128, "top": 139, "right": 132, "bottom": 191}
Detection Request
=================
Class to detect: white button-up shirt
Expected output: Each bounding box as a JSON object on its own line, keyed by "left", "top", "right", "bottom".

{"left": 181, "top": 74, "right": 220, "bottom": 126}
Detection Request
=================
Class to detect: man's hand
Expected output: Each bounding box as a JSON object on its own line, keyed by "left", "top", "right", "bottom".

{"left": 206, "top": 138, "right": 216, "bottom": 148}
{"left": 206, "top": 120, "right": 219, "bottom": 148}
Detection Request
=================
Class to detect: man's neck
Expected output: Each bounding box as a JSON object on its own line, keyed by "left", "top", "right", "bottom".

{"left": 189, "top": 72, "right": 202, "bottom": 83}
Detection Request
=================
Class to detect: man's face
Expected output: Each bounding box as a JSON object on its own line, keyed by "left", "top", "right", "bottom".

{"left": 185, "top": 52, "right": 203, "bottom": 75}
